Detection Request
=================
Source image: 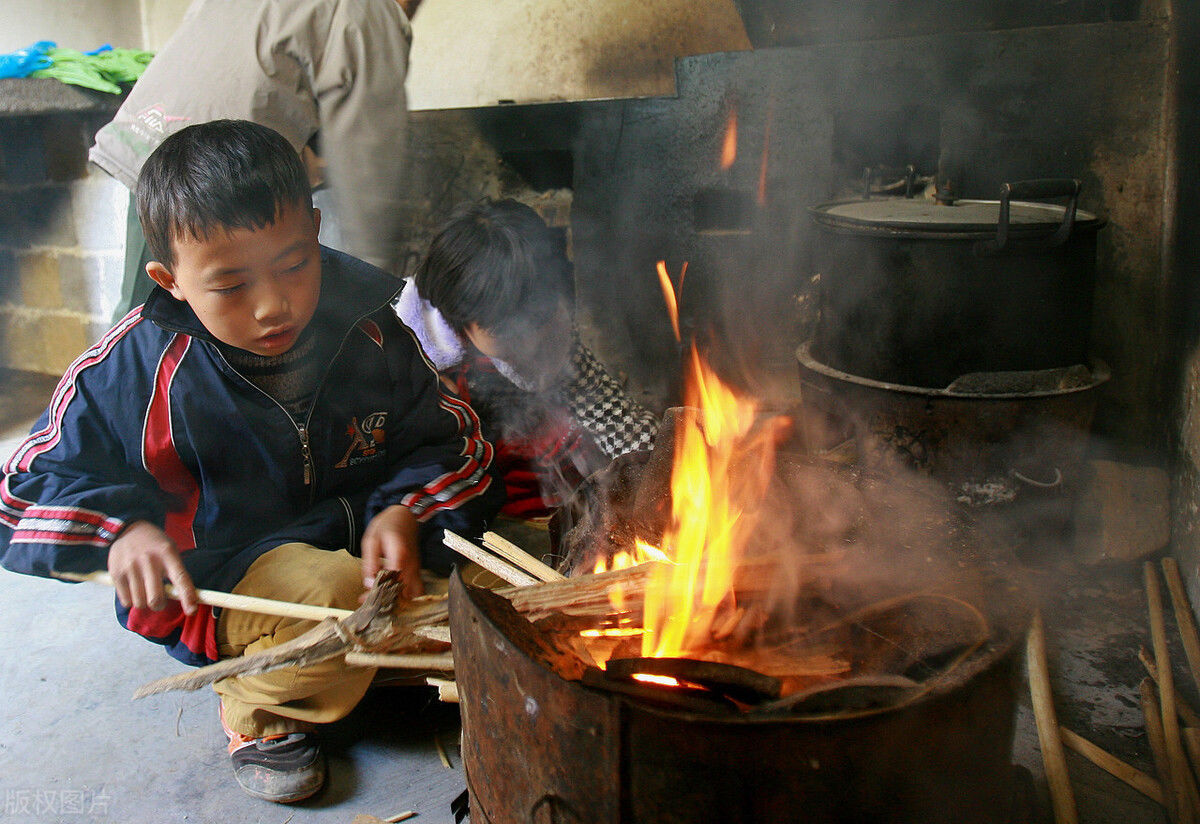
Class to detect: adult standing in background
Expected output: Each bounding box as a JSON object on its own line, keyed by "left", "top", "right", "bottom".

{"left": 90, "top": 0, "right": 421, "bottom": 321}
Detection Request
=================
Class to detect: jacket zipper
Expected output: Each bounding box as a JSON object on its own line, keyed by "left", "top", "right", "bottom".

{"left": 159, "top": 285, "right": 402, "bottom": 505}
{"left": 298, "top": 424, "right": 314, "bottom": 486}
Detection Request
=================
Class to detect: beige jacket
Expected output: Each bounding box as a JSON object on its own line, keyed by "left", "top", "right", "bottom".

{"left": 89, "top": 0, "right": 412, "bottom": 272}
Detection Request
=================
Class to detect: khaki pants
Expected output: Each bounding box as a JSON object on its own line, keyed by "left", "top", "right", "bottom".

{"left": 214, "top": 543, "right": 376, "bottom": 739}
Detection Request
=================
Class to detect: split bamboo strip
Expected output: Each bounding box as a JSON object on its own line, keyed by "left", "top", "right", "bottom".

{"left": 1140, "top": 647, "right": 1200, "bottom": 728}
{"left": 1027, "top": 611, "right": 1079, "bottom": 824}
{"left": 1058, "top": 725, "right": 1164, "bottom": 804}
{"left": 443, "top": 530, "right": 540, "bottom": 587}
{"left": 56, "top": 570, "right": 353, "bottom": 622}
{"left": 344, "top": 652, "right": 454, "bottom": 670}
{"left": 482, "top": 530, "right": 565, "bottom": 582}
{"left": 1144, "top": 678, "right": 1181, "bottom": 823}
{"left": 1163, "top": 558, "right": 1200, "bottom": 697}
{"left": 434, "top": 734, "right": 452, "bottom": 769}
{"left": 415, "top": 625, "right": 452, "bottom": 644}
{"left": 426, "top": 677, "right": 460, "bottom": 703}
{"left": 1146, "top": 561, "right": 1200, "bottom": 823}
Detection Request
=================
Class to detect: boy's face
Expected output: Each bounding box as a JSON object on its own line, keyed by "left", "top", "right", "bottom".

{"left": 464, "top": 300, "right": 572, "bottom": 390}
{"left": 147, "top": 205, "right": 322, "bottom": 357}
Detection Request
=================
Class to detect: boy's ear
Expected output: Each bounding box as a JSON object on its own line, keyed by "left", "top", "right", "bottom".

{"left": 312, "top": 206, "right": 321, "bottom": 236}
{"left": 145, "top": 261, "right": 185, "bottom": 301}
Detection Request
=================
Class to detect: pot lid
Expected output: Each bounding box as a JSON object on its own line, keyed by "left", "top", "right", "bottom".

{"left": 810, "top": 198, "right": 1101, "bottom": 238}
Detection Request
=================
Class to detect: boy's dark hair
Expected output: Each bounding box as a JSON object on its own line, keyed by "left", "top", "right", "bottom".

{"left": 136, "top": 119, "right": 312, "bottom": 268}
{"left": 416, "top": 198, "right": 572, "bottom": 337}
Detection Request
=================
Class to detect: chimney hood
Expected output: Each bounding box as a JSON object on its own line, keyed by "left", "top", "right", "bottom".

{"left": 406, "top": 0, "right": 752, "bottom": 111}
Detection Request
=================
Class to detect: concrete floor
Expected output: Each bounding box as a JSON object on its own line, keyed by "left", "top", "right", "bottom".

{"left": 0, "top": 368, "right": 1188, "bottom": 823}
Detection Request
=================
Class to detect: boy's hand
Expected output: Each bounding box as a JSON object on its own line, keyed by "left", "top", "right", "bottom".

{"left": 361, "top": 504, "right": 425, "bottom": 599}
{"left": 108, "top": 520, "right": 199, "bottom": 615}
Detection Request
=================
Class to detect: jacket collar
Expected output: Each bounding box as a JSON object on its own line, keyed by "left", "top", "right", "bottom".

{"left": 142, "top": 246, "right": 402, "bottom": 345}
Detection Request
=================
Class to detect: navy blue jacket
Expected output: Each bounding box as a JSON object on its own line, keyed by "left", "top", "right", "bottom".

{"left": 0, "top": 247, "right": 503, "bottom": 665}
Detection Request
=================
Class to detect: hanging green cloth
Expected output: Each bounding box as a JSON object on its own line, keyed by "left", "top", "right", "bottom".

{"left": 31, "top": 45, "right": 153, "bottom": 94}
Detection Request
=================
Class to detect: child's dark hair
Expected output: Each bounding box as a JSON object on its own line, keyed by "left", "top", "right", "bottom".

{"left": 136, "top": 119, "right": 312, "bottom": 267}
{"left": 416, "top": 199, "right": 572, "bottom": 336}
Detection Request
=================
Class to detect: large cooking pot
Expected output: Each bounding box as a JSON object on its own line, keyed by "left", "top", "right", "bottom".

{"left": 809, "top": 179, "right": 1105, "bottom": 388}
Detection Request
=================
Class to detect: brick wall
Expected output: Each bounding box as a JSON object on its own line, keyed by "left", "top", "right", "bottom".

{"left": 0, "top": 113, "right": 125, "bottom": 375}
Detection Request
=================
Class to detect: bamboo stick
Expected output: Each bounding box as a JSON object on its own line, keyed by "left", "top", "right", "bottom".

{"left": 1163, "top": 558, "right": 1200, "bottom": 697}
{"left": 1140, "top": 647, "right": 1200, "bottom": 728}
{"left": 482, "top": 530, "right": 565, "bottom": 582}
{"left": 414, "top": 625, "right": 451, "bottom": 644}
{"left": 1058, "top": 725, "right": 1164, "bottom": 804}
{"left": 1027, "top": 611, "right": 1079, "bottom": 824}
{"left": 426, "top": 677, "right": 459, "bottom": 703}
{"left": 344, "top": 652, "right": 454, "bottom": 670}
{"left": 55, "top": 570, "right": 353, "bottom": 622}
{"left": 1144, "top": 678, "right": 1181, "bottom": 822}
{"left": 1146, "top": 561, "right": 1200, "bottom": 823}
{"left": 442, "top": 531, "right": 540, "bottom": 587}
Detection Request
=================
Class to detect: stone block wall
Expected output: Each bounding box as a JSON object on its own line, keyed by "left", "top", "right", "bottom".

{"left": 0, "top": 113, "right": 126, "bottom": 375}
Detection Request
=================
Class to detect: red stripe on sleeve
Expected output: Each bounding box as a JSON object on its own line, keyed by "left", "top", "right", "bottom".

{"left": 142, "top": 335, "right": 201, "bottom": 550}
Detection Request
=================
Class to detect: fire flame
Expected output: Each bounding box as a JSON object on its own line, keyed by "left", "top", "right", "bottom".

{"left": 720, "top": 108, "right": 738, "bottom": 170}
{"left": 641, "top": 345, "right": 774, "bottom": 659}
{"left": 589, "top": 262, "right": 781, "bottom": 668}
{"left": 644, "top": 261, "right": 778, "bottom": 659}
{"left": 758, "top": 103, "right": 773, "bottom": 205}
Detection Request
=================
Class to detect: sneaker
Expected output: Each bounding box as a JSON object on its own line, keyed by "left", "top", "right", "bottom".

{"left": 221, "top": 709, "right": 326, "bottom": 803}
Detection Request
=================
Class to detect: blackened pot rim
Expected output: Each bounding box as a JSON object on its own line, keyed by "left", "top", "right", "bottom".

{"left": 797, "top": 340, "right": 1111, "bottom": 400}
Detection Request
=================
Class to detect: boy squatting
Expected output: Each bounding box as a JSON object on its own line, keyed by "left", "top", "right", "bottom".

{"left": 0, "top": 120, "right": 504, "bottom": 803}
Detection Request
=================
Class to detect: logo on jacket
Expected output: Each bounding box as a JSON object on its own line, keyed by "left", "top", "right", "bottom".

{"left": 335, "top": 412, "right": 388, "bottom": 468}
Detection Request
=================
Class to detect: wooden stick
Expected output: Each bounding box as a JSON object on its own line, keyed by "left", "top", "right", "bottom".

{"left": 1059, "top": 725, "right": 1164, "bottom": 804}
{"left": 344, "top": 652, "right": 454, "bottom": 670}
{"left": 482, "top": 531, "right": 565, "bottom": 582}
{"left": 414, "top": 625, "right": 451, "bottom": 644}
{"left": 426, "top": 677, "right": 459, "bottom": 703}
{"left": 434, "top": 734, "right": 452, "bottom": 769}
{"left": 134, "top": 572, "right": 404, "bottom": 699}
{"left": 55, "top": 570, "right": 353, "bottom": 622}
{"left": 1164, "top": 558, "right": 1200, "bottom": 698}
{"left": 384, "top": 812, "right": 416, "bottom": 823}
{"left": 442, "top": 531, "right": 540, "bottom": 587}
{"left": 1140, "top": 646, "right": 1200, "bottom": 728}
{"left": 1146, "top": 561, "right": 1200, "bottom": 823}
{"left": 1027, "top": 611, "right": 1079, "bottom": 824}
{"left": 1144, "top": 678, "right": 1181, "bottom": 822}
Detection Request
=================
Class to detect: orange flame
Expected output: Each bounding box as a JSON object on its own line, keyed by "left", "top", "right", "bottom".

{"left": 720, "top": 108, "right": 738, "bottom": 170}
{"left": 642, "top": 264, "right": 778, "bottom": 659}
{"left": 588, "top": 263, "right": 781, "bottom": 667}
{"left": 656, "top": 261, "right": 681, "bottom": 342}
{"left": 758, "top": 104, "right": 774, "bottom": 206}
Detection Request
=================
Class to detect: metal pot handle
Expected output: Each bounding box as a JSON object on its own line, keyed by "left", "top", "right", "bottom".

{"left": 992, "top": 178, "right": 1081, "bottom": 252}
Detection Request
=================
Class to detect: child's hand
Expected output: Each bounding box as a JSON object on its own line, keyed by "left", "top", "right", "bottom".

{"left": 108, "top": 520, "right": 199, "bottom": 615}
{"left": 361, "top": 504, "right": 425, "bottom": 599}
